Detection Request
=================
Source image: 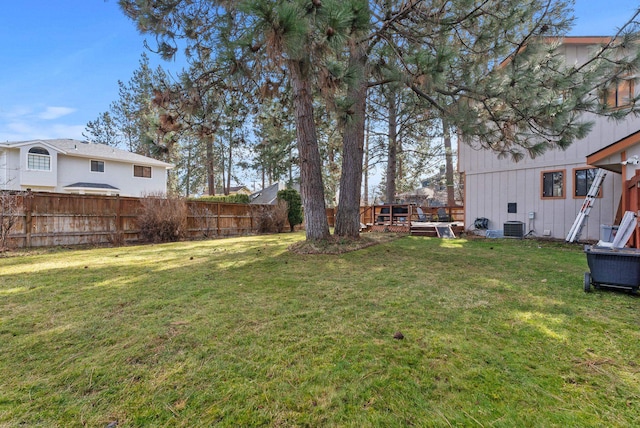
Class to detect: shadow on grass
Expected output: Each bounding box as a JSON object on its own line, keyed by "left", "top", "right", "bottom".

{"left": 1, "top": 234, "right": 640, "bottom": 426}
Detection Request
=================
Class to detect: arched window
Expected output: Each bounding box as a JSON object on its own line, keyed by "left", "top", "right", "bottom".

{"left": 27, "top": 147, "right": 51, "bottom": 171}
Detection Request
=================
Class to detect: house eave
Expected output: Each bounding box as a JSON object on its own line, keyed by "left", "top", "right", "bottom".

{"left": 0, "top": 140, "right": 68, "bottom": 155}
{"left": 587, "top": 129, "right": 640, "bottom": 172}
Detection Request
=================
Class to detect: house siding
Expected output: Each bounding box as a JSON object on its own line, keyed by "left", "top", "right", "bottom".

{"left": 0, "top": 140, "right": 171, "bottom": 197}
{"left": 463, "top": 155, "right": 622, "bottom": 240}
{"left": 19, "top": 144, "right": 58, "bottom": 189}
{"left": 2, "top": 150, "right": 20, "bottom": 190}
{"left": 459, "top": 41, "right": 640, "bottom": 241}
{"left": 0, "top": 150, "right": 7, "bottom": 188}
{"left": 57, "top": 155, "right": 168, "bottom": 196}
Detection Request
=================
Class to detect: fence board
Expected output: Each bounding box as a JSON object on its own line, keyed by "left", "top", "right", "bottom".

{"left": 1, "top": 192, "right": 283, "bottom": 248}
{"left": 4, "top": 193, "right": 460, "bottom": 249}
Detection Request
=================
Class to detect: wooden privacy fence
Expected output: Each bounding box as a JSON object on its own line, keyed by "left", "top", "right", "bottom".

{"left": 1, "top": 192, "right": 280, "bottom": 248}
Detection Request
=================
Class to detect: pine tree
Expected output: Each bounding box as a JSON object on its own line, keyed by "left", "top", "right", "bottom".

{"left": 118, "top": 0, "right": 640, "bottom": 241}
{"left": 253, "top": 96, "right": 297, "bottom": 187}
{"left": 83, "top": 112, "right": 119, "bottom": 146}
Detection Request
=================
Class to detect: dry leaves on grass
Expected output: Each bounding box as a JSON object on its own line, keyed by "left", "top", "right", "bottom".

{"left": 288, "top": 232, "right": 404, "bottom": 255}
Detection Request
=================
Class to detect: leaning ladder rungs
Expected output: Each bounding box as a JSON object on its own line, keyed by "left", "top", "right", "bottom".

{"left": 566, "top": 168, "right": 607, "bottom": 243}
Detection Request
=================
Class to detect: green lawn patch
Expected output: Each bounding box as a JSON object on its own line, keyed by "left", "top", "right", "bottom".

{"left": 1, "top": 234, "right": 639, "bottom": 426}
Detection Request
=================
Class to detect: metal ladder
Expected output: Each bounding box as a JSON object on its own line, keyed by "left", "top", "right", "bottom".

{"left": 566, "top": 168, "right": 607, "bottom": 243}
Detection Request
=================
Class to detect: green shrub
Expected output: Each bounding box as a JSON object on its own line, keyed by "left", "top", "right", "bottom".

{"left": 189, "top": 194, "right": 250, "bottom": 204}
{"left": 277, "top": 188, "right": 303, "bottom": 232}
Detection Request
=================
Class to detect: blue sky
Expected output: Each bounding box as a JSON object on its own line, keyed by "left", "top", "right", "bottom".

{"left": 0, "top": 0, "right": 638, "bottom": 143}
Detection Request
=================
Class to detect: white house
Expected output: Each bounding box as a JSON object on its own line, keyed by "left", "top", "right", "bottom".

{"left": 459, "top": 37, "right": 640, "bottom": 241}
{"left": 0, "top": 139, "right": 174, "bottom": 197}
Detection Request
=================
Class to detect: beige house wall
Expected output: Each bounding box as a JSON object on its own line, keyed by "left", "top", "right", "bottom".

{"left": 459, "top": 40, "right": 640, "bottom": 240}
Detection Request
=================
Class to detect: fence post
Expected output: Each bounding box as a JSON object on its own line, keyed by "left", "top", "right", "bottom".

{"left": 116, "top": 195, "right": 122, "bottom": 236}
{"left": 216, "top": 203, "right": 221, "bottom": 236}
{"left": 24, "top": 190, "right": 33, "bottom": 248}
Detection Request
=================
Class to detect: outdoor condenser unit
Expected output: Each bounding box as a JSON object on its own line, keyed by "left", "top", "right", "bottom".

{"left": 504, "top": 221, "right": 525, "bottom": 238}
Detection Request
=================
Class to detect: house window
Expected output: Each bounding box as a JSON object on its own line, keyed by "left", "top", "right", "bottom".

{"left": 91, "top": 160, "right": 105, "bottom": 173}
{"left": 602, "top": 78, "right": 634, "bottom": 109}
{"left": 27, "top": 147, "right": 51, "bottom": 171}
{"left": 542, "top": 170, "right": 565, "bottom": 198}
{"left": 134, "top": 165, "right": 152, "bottom": 178}
{"left": 574, "top": 168, "right": 599, "bottom": 197}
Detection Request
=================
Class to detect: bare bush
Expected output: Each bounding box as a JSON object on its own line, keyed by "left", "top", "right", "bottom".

{"left": 107, "top": 231, "right": 125, "bottom": 247}
{"left": 255, "top": 200, "right": 288, "bottom": 233}
{"left": 189, "top": 204, "right": 215, "bottom": 238}
{"left": 138, "top": 193, "right": 187, "bottom": 243}
{"left": 0, "top": 191, "right": 21, "bottom": 250}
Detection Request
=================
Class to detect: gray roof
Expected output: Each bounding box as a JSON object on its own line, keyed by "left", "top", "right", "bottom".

{"left": 250, "top": 182, "right": 300, "bottom": 205}
{"left": 0, "top": 139, "right": 174, "bottom": 168}
{"left": 250, "top": 183, "right": 280, "bottom": 204}
{"left": 65, "top": 182, "right": 120, "bottom": 190}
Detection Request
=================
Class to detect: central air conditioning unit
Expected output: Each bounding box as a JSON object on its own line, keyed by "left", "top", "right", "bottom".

{"left": 504, "top": 221, "right": 525, "bottom": 238}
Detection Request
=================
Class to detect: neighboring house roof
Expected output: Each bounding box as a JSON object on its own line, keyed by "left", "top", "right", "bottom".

{"left": 0, "top": 139, "right": 174, "bottom": 168}
{"left": 250, "top": 183, "right": 281, "bottom": 204}
{"left": 250, "top": 182, "right": 301, "bottom": 205}
{"left": 65, "top": 182, "right": 120, "bottom": 190}
{"left": 214, "top": 186, "right": 251, "bottom": 195}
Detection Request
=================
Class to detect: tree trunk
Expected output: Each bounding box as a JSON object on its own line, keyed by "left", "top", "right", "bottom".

{"left": 206, "top": 136, "right": 215, "bottom": 196}
{"left": 363, "top": 116, "right": 370, "bottom": 206}
{"left": 287, "top": 58, "right": 330, "bottom": 241}
{"left": 219, "top": 138, "right": 226, "bottom": 195}
{"left": 289, "top": 151, "right": 293, "bottom": 185}
{"left": 185, "top": 144, "right": 192, "bottom": 197}
{"left": 385, "top": 90, "right": 398, "bottom": 204}
{"left": 335, "top": 40, "right": 368, "bottom": 238}
{"left": 443, "top": 118, "right": 456, "bottom": 207}
{"left": 226, "top": 141, "right": 232, "bottom": 195}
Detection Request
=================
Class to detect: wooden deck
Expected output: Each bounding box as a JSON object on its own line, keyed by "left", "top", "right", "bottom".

{"left": 364, "top": 221, "right": 464, "bottom": 237}
{"left": 358, "top": 204, "right": 465, "bottom": 238}
{"left": 409, "top": 222, "right": 465, "bottom": 237}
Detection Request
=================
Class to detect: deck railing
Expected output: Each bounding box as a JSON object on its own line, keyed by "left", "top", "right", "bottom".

{"left": 326, "top": 204, "right": 464, "bottom": 227}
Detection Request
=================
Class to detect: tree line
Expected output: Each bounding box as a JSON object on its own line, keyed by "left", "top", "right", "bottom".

{"left": 83, "top": 0, "right": 640, "bottom": 242}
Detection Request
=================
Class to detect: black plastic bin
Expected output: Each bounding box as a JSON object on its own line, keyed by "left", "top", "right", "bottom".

{"left": 584, "top": 245, "right": 640, "bottom": 293}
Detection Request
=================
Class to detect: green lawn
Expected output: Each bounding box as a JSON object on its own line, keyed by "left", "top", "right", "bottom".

{"left": 1, "top": 234, "right": 639, "bottom": 427}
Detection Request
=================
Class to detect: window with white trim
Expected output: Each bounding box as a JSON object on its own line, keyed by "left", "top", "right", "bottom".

{"left": 91, "top": 160, "right": 105, "bottom": 172}
{"left": 134, "top": 165, "right": 152, "bottom": 178}
{"left": 27, "top": 147, "right": 51, "bottom": 171}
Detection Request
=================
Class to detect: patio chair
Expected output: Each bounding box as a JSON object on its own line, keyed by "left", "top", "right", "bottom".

{"left": 436, "top": 207, "right": 450, "bottom": 222}
{"left": 416, "top": 207, "right": 428, "bottom": 222}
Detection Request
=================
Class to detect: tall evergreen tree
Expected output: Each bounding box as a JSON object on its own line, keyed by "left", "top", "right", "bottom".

{"left": 118, "top": 0, "right": 640, "bottom": 241}
{"left": 253, "top": 96, "right": 297, "bottom": 187}
{"left": 83, "top": 112, "right": 119, "bottom": 146}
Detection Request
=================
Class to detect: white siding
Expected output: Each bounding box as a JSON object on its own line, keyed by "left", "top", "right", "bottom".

{"left": 19, "top": 144, "right": 58, "bottom": 189}
{"left": 1, "top": 150, "right": 23, "bottom": 190}
{"left": 0, "top": 144, "right": 169, "bottom": 196}
{"left": 0, "top": 150, "right": 8, "bottom": 189}
{"left": 56, "top": 155, "right": 168, "bottom": 197}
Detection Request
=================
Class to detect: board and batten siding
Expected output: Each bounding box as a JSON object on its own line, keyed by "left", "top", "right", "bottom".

{"left": 463, "top": 161, "right": 620, "bottom": 240}
{"left": 459, "top": 40, "right": 640, "bottom": 241}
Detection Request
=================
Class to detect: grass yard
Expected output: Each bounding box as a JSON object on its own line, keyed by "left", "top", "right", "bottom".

{"left": 1, "top": 234, "right": 639, "bottom": 427}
